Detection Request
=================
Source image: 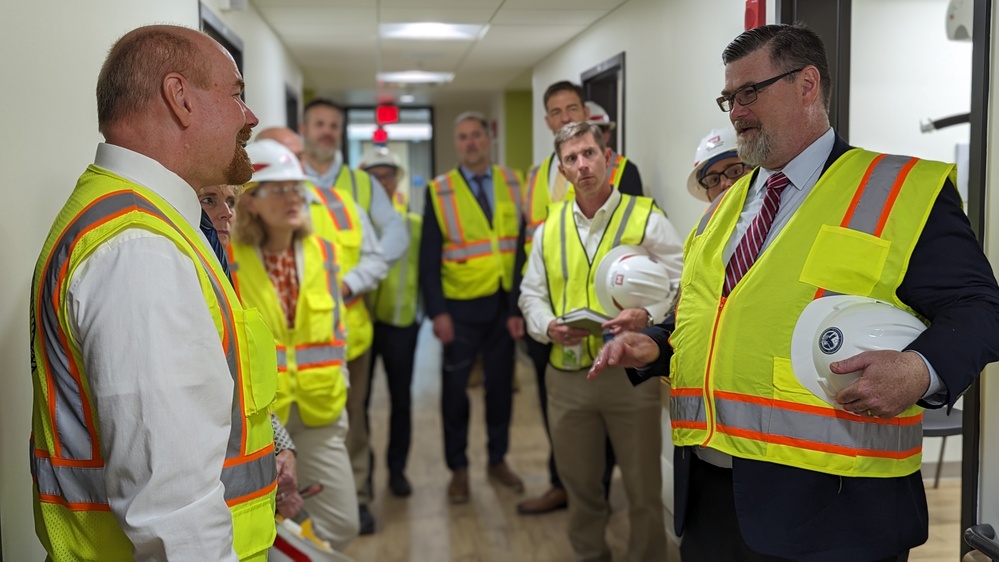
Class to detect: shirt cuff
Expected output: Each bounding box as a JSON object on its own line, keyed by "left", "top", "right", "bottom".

{"left": 911, "top": 350, "right": 946, "bottom": 405}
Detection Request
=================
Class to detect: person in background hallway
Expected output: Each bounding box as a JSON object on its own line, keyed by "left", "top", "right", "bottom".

{"left": 200, "top": 182, "right": 306, "bottom": 520}
{"left": 592, "top": 23, "right": 999, "bottom": 561}
{"left": 228, "top": 139, "right": 359, "bottom": 549}
{"left": 515, "top": 81, "right": 626, "bottom": 515}
{"left": 686, "top": 126, "right": 747, "bottom": 203}
{"left": 520, "top": 122, "right": 682, "bottom": 560}
{"left": 584, "top": 100, "right": 645, "bottom": 196}
{"left": 420, "top": 111, "right": 525, "bottom": 503}
{"left": 360, "top": 150, "right": 422, "bottom": 498}
{"left": 29, "top": 25, "right": 276, "bottom": 561}
{"left": 260, "top": 125, "right": 389, "bottom": 535}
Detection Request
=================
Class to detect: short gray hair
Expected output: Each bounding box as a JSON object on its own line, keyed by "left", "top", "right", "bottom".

{"left": 554, "top": 122, "right": 606, "bottom": 160}
{"left": 454, "top": 111, "right": 488, "bottom": 131}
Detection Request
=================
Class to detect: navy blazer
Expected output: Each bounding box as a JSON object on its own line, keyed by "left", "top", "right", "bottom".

{"left": 647, "top": 134, "right": 999, "bottom": 561}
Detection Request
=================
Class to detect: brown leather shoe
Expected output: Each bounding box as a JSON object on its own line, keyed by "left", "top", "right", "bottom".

{"left": 448, "top": 468, "right": 470, "bottom": 504}
{"left": 487, "top": 462, "right": 525, "bottom": 493}
{"left": 516, "top": 486, "right": 568, "bottom": 515}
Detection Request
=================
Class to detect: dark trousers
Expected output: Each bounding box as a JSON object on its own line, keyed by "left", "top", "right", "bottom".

{"left": 442, "top": 313, "right": 514, "bottom": 469}
{"left": 681, "top": 455, "right": 909, "bottom": 562}
{"left": 527, "top": 334, "right": 615, "bottom": 492}
{"left": 365, "top": 321, "right": 419, "bottom": 476}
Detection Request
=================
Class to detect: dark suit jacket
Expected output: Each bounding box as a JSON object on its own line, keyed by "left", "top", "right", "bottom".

{"left": 646, "top": 134, "right": 999, "bottom": 561}
{"left": 419, "top": 179, "right": 516, "bottom": 326}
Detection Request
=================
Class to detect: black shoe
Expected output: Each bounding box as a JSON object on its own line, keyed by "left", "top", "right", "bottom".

{"left": 389, "top": 471, "right": 412, "bottom": 497}
{"left": 358, "top": 504, "right": 376, "bottom": 535}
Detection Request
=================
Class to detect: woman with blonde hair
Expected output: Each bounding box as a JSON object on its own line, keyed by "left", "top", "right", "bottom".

{"left": 227, "top": 139, "right": 359, "bottom": 548}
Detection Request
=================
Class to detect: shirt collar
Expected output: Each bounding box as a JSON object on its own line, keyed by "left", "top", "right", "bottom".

{"left": 573, "top": 188, "right": 621, "bottom": 222}
{"left": 459, "top": 165, "right": 492, "bottom": 182}
{"left": 94, "top": 143, "right": 202, "bottom": 228}
{"left": 758, "top": 127, "right": 835, "bottom": 191}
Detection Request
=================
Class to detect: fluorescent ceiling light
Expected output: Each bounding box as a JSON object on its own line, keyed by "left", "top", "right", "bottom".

{"left": 399, "top": 94, "right": 416, "bottom": 103}
{"left": 347, "top": 123, "right": 433, "bottom": 142}
{"left": 378, "top": 71, "right": 454, "bottom": 85}
{"left": 379, "top": 22, "right": 487, "bottom": 41}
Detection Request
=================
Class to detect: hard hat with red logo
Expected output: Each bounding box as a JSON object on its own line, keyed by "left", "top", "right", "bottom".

{"left": 594, "top": 245, "right": 673, "bottom": 314}
{"left": 686, "top": 127, "right": 739, "bottom": 202}
{"left": 270, "top": 514, "right": 353, "bottom": 562}
{"left": 790, "top": 295, "right": 927, "bottom": 408}
{"left": 585, "top": 101, "right": 616, "bottom": 130}
{"left": 245, "top": 139, "right": 311, "bottom": 184}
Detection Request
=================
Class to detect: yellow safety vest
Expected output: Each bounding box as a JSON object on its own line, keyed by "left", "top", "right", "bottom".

{"left": 228, "top": 237, "right": 348, "bottom": 427}
{"left": 309, "top": 183, "right": 373, "bottom": 360}
{"left": 429, "top": 166, "right": 522, "bottom": 300}
{"left": 542, "top": 194, "right": 655, "bottom": 369}
{"left": 331, "top": 164, "right": 374, "bottom": 213}
{"left": 371, "top": 192, "right": 422, "bottom": 327}
{"left": 524, "top": 152, "right": 628, "bottom": 251}
{"left": 670, "top": 149, "right": 956, "bottom": 478}
{"left": 30, "top": 166, "right": 277, "bottom": 561}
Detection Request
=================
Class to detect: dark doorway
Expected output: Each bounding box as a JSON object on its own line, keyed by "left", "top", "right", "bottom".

{"left": 582, "top": 52, "right": 625, "bottom": 154}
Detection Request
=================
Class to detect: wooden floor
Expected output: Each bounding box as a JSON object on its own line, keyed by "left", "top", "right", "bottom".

{"left": 342, "top": 323, "right": 964, "bottom": 562}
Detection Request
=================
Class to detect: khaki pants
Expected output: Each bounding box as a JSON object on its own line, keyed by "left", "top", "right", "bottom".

{"left": 284, "top": 404, "right": 359, "bottom": 550}
{"left": 547, "top": 365, "right": 666, "bottom": 562}
{"left": 345, "top": 348, "right": 373, "bottom": 504}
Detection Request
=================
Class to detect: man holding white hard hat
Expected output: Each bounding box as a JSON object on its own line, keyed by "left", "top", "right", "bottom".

{"left": 518, "top": 121, "right": 683, "bottom": 560}
{"left": 592, "top": 23, "right": 999, "bottom": 561}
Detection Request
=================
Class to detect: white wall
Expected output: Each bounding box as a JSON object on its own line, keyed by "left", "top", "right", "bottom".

{"left": 0, "top": 2, "right": 302, "bottom": 558}
{"left": 532, "top": 0, "right": 746, "bottom": 238}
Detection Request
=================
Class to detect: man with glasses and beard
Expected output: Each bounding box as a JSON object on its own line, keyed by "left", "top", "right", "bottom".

{"left": 29, "top": 25, "right": 277, "bottom": 561}
{"left": 592, "top": 23, "right": 999, "bottom": 561}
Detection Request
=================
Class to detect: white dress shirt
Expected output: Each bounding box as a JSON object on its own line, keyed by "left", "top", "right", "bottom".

{"left": 519, "top": 189, "right": 685, "bottom": 344}
{"left": 67, "top": 143, "right": 241, "bottom": 561}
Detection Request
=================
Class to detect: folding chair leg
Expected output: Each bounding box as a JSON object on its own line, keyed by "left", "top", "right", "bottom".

{"left": 934, "top": 435, "right": 947, "bottom": 489}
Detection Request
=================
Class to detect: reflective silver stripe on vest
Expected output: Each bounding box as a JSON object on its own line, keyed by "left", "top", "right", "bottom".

{"left": 498, "top": 166, "right": 523, "bottom": 211}
{"left": 276, "top": 347, "right": 288, "bottom": 370}
{"left": 349, "top": 169, "right": 359, "bottom": 204}
{"left": 525, "top": 224, "right": 539, "bottom": 241}
{"left": 713, "top": 396, "right": 922, "bottom": 454}
{"left": 498, "top": 238, "right": 518, "bottom": 253}
{"left": 433, "top": 180, "right": 464, "bottom": 247}
{"left": 845, "top": 155, "right": 913, "bottom": 234}
{"left": 317, "top": 239, "right": 347, "bottom": 343}
{"left": 34, "top": 190, "right": 269, "bottom": 506}
{"left": 607, "top": 154, "right": 622, "bottom": 186}
{"left": 610, "top": 196, "right": 637, "bottom": 247}
{"left": 31, "top": 455, "right": 107, "bottom": 504}
{"left": 695, "top": 192, "right": 727, "bottom": 236}
{"left": 669, "top": 394, "right": 707, "bottom": 424}
{"left": 223, "top": 455, "right": 276, "bottom": 502}
{"left": 317, "top": 187, "right": 350, "bottom": 228}
{"left": 296, "top": 345, "right": 346, "bottom": 368}
{"left": 442, "top": 240, "right": 493, "bottom": 261}
{"left": 558, "top": 202, "right": 571, "bottom": 314}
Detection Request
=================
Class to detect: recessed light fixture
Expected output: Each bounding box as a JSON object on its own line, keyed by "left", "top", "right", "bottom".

{"left": 378, "top": 71, "right": 454, "bottom": 85}
{"left": 399, "top": 94, "right": 416, "bottom": 103}
{"left": 379, "top": 22, "right": 488, "bottom": 41}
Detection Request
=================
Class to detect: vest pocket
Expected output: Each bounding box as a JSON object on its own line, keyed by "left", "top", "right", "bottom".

{"left": 799, "top": 225, "right": 890, "bottom": 296}
{"left": 235, "top": 307, "right": 279, "bottom": 416}
{"left": 772, "top": 356, "right": 830, "bottom": 408}
{"left": 304, "top": 290, "right": 336, "bottom": 342}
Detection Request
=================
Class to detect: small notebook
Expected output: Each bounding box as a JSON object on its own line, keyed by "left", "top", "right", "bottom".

{"left": 557, "top": 308, "right": 612, "bottom": 335}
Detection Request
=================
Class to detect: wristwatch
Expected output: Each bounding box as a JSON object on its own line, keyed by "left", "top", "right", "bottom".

{"left": 645, "top": 309, "right": 655, "bottom": 327}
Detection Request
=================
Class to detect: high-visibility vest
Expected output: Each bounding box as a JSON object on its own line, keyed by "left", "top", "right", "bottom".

{"left": 309, "top": 183, "right": 373, "bottom": 360}
{"left": 228, "top": 236, "right": 348, "bottom": 427}
{"left": 428, "top": 166, "right": 522, "bottom": 300}
{"left": 542, "top": 194, "right": 655, "bottom": 369}
{"left": 670, "top": 149, "right": 956, "bottom": 478}
{"left": 524, "top": 152, "right": 629, "bottom": 251}
{"left": 30, "top": 166, "right": 277, "bottom": 561}
{"left": 331, "top": 164, "right": 374, "bottom": 213}
{"left": 371, "top": 191, "right": 422, "bottom": 327}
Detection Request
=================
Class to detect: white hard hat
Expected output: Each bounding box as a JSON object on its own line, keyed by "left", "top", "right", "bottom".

{"left": 946, "top": 0, "right": 972, "bottom": 41}
{"left": 245, "top": 139, "right": 311, "bottom": 184}
{"left": 686, "top": 127, "right": 740, "bottom": 202}
{"left": 594, "top": 245, "right": 673, "bottom": 314}
{"left": 790, "top": 295, "right": 927, "bottom": 408}
{"left": 270, "top": 516, "right": 352, "bottom": 562}
{"left": 359, "top": 149, "right": 405, "bottom": 176}
{"left": 585, "top": 101, "right": 615, "bottom": 130}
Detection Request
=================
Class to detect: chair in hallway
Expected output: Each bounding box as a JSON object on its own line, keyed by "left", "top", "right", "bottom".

{"left": 922, "top": 407, "right": 963, "bottom": 489}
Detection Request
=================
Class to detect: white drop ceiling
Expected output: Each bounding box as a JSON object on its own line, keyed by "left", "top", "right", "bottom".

{"left": 250, "top": 0, "right": 629, "bottom": 104}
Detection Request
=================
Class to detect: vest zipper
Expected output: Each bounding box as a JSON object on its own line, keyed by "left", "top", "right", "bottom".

{"left": 701, "top": 296, "right": 727, "bottom": 446}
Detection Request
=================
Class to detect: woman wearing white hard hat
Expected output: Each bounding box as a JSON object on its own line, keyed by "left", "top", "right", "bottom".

{"left": 228, "top": 139, "right": 360, "bottom": 548}
{"left": 687, "top": 127, "right": 750, "bottom": 203}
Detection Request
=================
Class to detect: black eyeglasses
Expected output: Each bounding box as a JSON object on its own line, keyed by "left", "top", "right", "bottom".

{"left": 716, "top": 68, "right": 804, "bottom": 112}
{"left": 699, "top": 162, "right": 748, "bottom": 189}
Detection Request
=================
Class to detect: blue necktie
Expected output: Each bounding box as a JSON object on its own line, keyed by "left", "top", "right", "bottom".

{"left": 200, "top": 209, "right": 231, "bottom": 282}
{"left": 471, "top": 175, "right": 492, "bottom": 224}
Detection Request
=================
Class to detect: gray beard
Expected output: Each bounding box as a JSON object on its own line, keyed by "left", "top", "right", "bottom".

{"left": 305, "top": 141, "right": 338, "bottom": 164}
{"left": 737, "top": 129, "right": 773, "bottom": 168}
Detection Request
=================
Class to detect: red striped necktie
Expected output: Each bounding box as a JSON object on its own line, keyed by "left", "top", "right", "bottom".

{"left": 723, "top": 171, "right": 790, "bottom": 295}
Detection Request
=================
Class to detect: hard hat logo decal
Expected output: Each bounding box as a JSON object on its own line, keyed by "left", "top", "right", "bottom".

{"left": 819, "top": 327, "right": 844, "bottom": 354}
{"left": 613, "top": 273, "right": 624, "bottom": 286}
